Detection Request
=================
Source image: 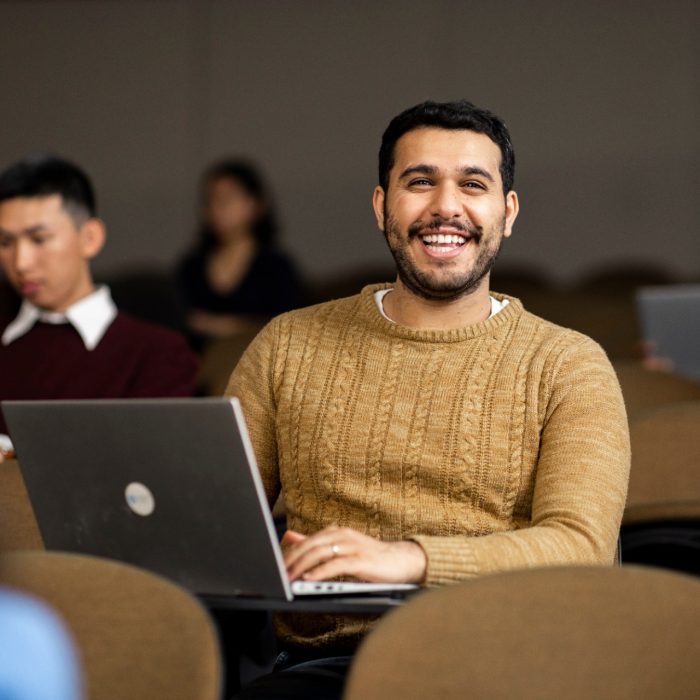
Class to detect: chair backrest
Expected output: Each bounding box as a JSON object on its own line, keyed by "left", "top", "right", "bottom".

{"left": 343, "top": 566, "right": 700, "bottom": 700}
{"left": 613, "top": 361, "right": 700, "bottom": 420}
{"left": 624, "top": 400, "right": 700, "bottom": 524}
{"left": 197, "top": 328, "right": 262, "bottom": 396}
{"left": 0, "top": 551, "right": 221, "bottom": 700}
{"left": 0, "top": 458, "right": 44, "bottom": 551}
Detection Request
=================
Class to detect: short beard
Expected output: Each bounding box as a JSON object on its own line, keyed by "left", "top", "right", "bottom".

{"left": 383, "top": 208, "right": 505, "bottom": 302}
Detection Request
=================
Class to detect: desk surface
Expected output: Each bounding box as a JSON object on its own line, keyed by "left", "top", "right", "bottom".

{"left": 200, "top": 591, "right": 418, "bottom": 614}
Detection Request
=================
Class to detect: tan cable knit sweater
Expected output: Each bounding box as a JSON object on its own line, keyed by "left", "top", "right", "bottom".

{"left": 227, "top": 284, "right": 630, "bottom": 651}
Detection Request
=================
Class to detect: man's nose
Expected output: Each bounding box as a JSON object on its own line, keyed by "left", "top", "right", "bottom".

{"left": 430, "top": 184, "right": 463, "bottom": 220}
{"left": 14, "top": 240, "right": 35, "bottom": 272}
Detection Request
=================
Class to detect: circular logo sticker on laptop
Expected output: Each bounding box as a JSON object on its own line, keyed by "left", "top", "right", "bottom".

{"left": 125, "top": 482, "right": 155, "bottom": 517}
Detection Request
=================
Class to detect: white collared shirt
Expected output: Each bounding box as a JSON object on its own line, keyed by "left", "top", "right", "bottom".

{"left": 374, "top": 288, "right": 509, "bottom": 323}
{"left": 1, "top": 286, "right": 118, "bottom": 351}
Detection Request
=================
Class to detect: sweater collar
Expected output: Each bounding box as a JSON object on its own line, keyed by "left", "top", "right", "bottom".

{"left": 375, "top": 287, "right": 509, "bottom": 322}
{"left": 360, "top": 283, "right": 523, "bottom": 343}
{"left": 1, "top": 285, "right": 118, "bottom": 351}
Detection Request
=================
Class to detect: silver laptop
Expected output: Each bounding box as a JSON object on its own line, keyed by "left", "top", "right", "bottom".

{"left": 636, "top": 284, "right": 700, "bottom": 382}
{"left": 2, "top": 398, "right": 416, "bottom": 600}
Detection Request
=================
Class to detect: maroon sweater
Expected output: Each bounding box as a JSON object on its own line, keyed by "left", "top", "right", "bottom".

{"left": 0, "top": 312, "right": 199, "bottom": 434}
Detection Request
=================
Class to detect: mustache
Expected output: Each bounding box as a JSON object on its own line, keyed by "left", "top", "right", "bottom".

{"left": 407, "top": 217, "right": 482, "bottom": 241}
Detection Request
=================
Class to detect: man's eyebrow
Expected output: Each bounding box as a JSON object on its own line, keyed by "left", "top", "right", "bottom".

{"left": 397, "top": 164, "right": 438, "bottom": 180}
{"left": 0, "top": 224, "right": 48, "bottom": 237}
{"left": 459, "top": 166, "right": 494, "bottom": 182}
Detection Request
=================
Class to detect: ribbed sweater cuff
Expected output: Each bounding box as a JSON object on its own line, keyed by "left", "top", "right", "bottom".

{"left": 410, "top": 535, "right": 480, "bottom": 586}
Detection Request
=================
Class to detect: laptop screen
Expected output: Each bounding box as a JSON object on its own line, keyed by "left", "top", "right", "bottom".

{"left": 636, "top": 284, "right": 700, "bottom": 382}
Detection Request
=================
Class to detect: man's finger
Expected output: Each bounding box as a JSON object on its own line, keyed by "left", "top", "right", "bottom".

{"left": 281, "top": 530, "right": 306, "bottom": 547}
{"left": 283, "top": 527, "right": 341, "bottom": 569}
{"left": 286, "top": 540, "right": 341, "bottom": 580}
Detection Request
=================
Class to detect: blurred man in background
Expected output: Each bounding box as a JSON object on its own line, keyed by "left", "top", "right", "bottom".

{"left": 0, "top": 155, "right": 198, "bottom": 457}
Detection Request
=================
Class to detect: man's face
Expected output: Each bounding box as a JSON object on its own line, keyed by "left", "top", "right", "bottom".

{"left": 0, "top": 195, "right": 103, "bottom": 312}
{"left": 373, "top": 127, "right": 519, "bottom": 301}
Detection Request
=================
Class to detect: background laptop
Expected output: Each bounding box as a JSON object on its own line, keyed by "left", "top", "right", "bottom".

{"left": 636, "top": 284, "right": 700, "bottom": 382}
{"left": 3, "top": 397, "right": 416, "bottom": 600}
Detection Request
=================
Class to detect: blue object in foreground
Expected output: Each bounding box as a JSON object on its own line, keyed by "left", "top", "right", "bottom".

{"left": 0, "top": 588, "right": 83, "bottom": 700}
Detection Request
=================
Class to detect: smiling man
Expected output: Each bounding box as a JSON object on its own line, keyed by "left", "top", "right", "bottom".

{"left": 374, "top": 124, "right": 518, "bottom": 327}
{"left": 0, "top": 155, "right": 198, "bottom": 454}
{"left": 228, "top": 100, "right": 630, "bottom": 699}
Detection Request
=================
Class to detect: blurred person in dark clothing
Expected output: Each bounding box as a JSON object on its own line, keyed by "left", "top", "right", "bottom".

{"left": 177, "top": 159, "right": 305, "bottom": 345}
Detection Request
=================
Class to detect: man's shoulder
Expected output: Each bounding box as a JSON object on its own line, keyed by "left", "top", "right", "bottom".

{"left": 516, "top": 304, "right": 581, "bottom": 338}
{"left": 513, "top": 303, "right": 611, "bottom": 369}
{"left": 272, "top": 287, "right": 372, "bottom": 326}
{"left": 242, "top": 286, "right": 379, "bottom": 358}
{"left": 106, "top": 312, "right": 192, "bottom": 350}
{"left": 94, "top": 312, "right": 197, "bottom": 396}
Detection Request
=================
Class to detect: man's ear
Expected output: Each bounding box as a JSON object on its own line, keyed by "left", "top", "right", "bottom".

{"left": 502, "top": 190, "right": 519, "bottom": 239}
{"left": 372, "top": 186, "right": 386, "bottom": 232}
{"left": 79, "top": 218, "right": 106, "bottom": 259}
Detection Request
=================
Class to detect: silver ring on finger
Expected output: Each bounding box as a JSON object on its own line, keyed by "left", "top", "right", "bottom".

{"left": 331, "top": 543, "right": 341, "bottom": 557}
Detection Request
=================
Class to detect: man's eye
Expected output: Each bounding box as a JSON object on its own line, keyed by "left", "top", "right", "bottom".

{"left": 409, "top": 178, "right": 432, "bottom": 187}
{"left": 462, "top": 181, "right": 485, "bottom": 190}
{"left": 30, "top": 236, "right": 48, "bottom": 244}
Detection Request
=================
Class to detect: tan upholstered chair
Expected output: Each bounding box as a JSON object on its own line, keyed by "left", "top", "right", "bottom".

{"left": 0, "top": 458, "right": 44, "bottom": 550}
{"left": 624, "top": 400, "right": 700, "bottom": 525}
{"left": 196, "top": 328, "right": 263, "bottom": 396}
{"left": 621, "top": 401, "right": 700, "bottom": 573}
{"left": 613, "top": 361, "right": 700, "bottom": 420}
{"left": 343, "top": 566, "right": 700, "bottom": 700}
{"left": 0, "top": 551, "right": 222, "bottom": 700}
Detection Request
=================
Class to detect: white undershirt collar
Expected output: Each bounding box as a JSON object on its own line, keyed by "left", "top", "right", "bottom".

{"left": 374, "top": 288, "right": 509, "bottom": 324}
{"left": 1, "top": 285, "right": 118, "bottom": 351}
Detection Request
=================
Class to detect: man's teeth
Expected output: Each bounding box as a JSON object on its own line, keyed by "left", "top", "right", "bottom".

{"left": 421, "top": 233, "right": 466, "bottom": 245}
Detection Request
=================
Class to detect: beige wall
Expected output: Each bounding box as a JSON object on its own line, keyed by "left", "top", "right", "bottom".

{"left": 0, "top": 0, "right": 698, "bottom": 286}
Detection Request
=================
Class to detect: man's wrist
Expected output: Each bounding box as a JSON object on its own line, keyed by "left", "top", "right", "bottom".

{"left": 400, "top": 540, "right": 427, "bottom": 584}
